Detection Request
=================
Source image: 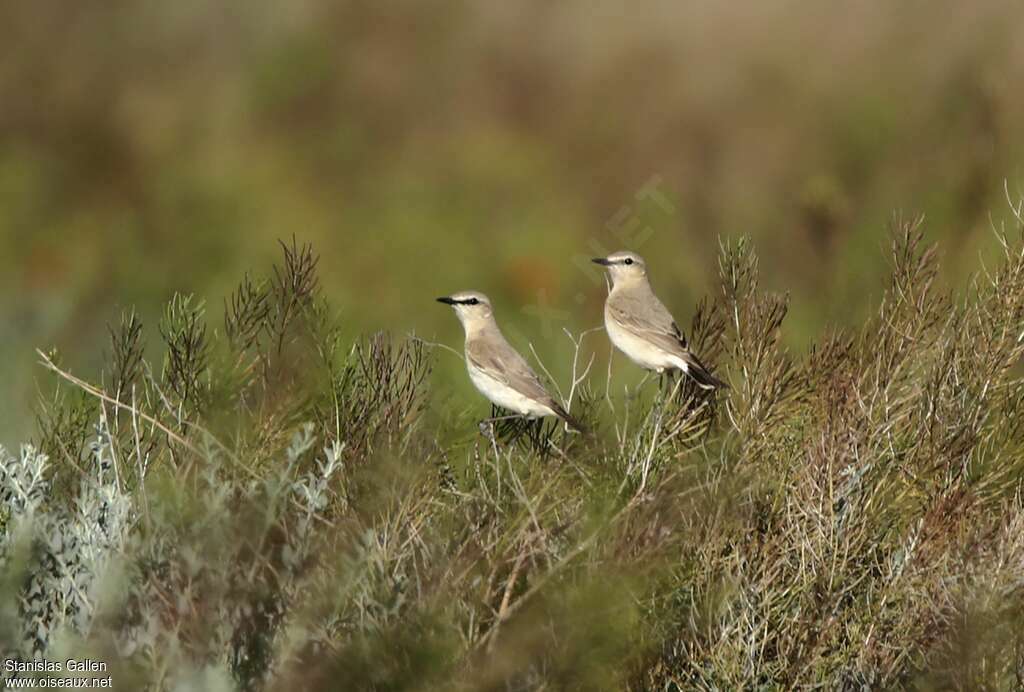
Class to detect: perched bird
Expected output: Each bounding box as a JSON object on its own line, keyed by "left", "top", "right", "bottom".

{"left": 437, "top": 291, "right": 585, "bottom": 432}
{"left": 592, "top": 251, "right": 727, "bottom": 390}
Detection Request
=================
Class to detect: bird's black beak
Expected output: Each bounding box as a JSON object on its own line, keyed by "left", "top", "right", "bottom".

{"left": 591, "top": 258, "right": 612, "bottom": 266}
{"left": 436, "top": 296, "right": 457, "bottom": 305}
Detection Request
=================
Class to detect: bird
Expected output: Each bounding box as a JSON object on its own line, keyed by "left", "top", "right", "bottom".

{"left": 436, "top": 291, "right": 585, "bottom": 432}
{"left": 592, "top": 251, "right": 727, "bottom": 390}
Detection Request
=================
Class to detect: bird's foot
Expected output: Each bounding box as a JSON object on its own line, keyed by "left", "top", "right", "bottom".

{"left": 479, "top": 414, "right": 526, "bottom": 441}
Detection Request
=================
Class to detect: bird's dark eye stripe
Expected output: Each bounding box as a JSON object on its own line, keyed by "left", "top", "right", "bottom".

{"left": 454, "top": 298, "right": 480, "bottom": 305}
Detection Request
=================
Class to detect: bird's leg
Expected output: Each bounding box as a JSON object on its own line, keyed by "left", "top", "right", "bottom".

{"left": 508, "top": 417, "right": 534, "bottom": 445}
{"left": 666, "top": 370, "right": 683, "bottom": 404}
{"left": 632, "top": 370, "right": 655, "bottom": 399}
{"left": 481, "top": 414, "right": 525, "bottom": 424}
{"left": 663, "top": 368, "right": 679, "bottom": 399}
{"left": 655, "top": 372, "right": 665, "bottom": 409}
{"left": 653, "top": 369, "right": 672, "bottom": 406}
{"left": 670, "top": 370, "right": 682, "bottom": 401}
{"left": 479, "top": 414, "right": 527, "bottom": 440}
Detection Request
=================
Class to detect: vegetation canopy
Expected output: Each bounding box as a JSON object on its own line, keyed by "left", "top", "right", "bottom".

{"left": 4, "top": 210, "right": 1024, "bottom": 689}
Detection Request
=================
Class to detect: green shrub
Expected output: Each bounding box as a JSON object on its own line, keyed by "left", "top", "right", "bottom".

{"left": 4, "top": 216, "right": 1024, "bottom": 690}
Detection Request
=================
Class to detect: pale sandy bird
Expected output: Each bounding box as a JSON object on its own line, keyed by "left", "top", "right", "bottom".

{"left": 593, "top": 251, "right": 727, "bottom": 390}
{"left": 437, "top": 291, "right": 585, "bottom": 431}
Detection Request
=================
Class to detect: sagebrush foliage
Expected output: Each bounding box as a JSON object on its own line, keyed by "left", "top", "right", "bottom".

{"left": 4, "top": 218, "right": 1024, "bottom": 689}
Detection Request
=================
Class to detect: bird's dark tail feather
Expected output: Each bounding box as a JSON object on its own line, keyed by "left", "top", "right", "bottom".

{"left": 688, "top": 362, "right": 729, "bottom": 390}
{"left": 551, "top": 403, "right": 587, "bottom": 434}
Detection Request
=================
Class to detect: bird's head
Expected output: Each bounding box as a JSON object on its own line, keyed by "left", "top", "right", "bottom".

{"left": 436, "top": 291, "right": 494, "bottom": 330}
{"left": 592, "top": 250, "right": 647, "bottom": 285}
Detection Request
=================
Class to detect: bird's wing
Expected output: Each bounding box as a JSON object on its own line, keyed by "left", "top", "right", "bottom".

{"left": 466, "top": 336, "right": 554, "bottom": 405}
{"left": 608, "top": 288, "right": 727, "bottom": 388}
{"left": 607, "top": 289, "right": 690, "bottom": 354}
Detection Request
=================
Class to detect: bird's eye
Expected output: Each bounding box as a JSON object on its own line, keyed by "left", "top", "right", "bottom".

{"left": 624, "top": 258, "right": 634, "bottom": 265}
{"left": 467, "top": 298, "right": 479, "bottom": 305}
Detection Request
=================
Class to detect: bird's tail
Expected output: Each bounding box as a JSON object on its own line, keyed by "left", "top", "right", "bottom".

{"left": 681, "top": 354, "right": 729, "bottom": 390}
{"left": 551, "top": 402, "right": 587, "bottom": 434}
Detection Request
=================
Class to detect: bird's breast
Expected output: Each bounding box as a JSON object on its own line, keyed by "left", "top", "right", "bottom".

{"left": 465, "top": 359, "right": 552, "bottom": 417}
{"left": 604, "top": 305, "right": 676, "bottom": 372}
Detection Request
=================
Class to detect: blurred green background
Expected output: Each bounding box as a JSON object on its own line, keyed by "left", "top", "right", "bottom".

{"left": 3, "top": 0, "right": 1024, "bottom": 445}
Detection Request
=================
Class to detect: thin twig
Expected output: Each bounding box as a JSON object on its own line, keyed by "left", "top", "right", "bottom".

{"left": 36, "top": 349, "right": 203, "bottom": 459}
